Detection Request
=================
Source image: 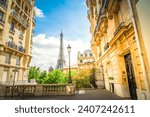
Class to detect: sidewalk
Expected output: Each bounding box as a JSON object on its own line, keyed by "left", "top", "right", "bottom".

{"left": 2, "top": 89, "right": 124, "bottom": 100}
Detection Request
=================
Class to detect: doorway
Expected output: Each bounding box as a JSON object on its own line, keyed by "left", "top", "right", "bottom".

{"left": 124, "top": 53, "right": 137, "bottom": 100}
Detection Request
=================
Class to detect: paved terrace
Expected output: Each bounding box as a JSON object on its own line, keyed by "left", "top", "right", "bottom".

{"left": 1, "top": 89, "right": 123, "bottom": 100}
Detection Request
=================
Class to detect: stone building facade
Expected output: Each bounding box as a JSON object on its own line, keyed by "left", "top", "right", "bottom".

{"left": 0, "top": 0, "right": 35, "bottom": 85}
{"left": 77, "top": 50, "right": 95, "bottom": 77}
{"left": 86, "top": 0, "right": 150, "bottom": 99}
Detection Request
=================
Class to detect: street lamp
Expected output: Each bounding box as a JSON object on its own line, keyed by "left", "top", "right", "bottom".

{"left": 11, "top": 69, "right": 17, "bottom": 98}
{"left": 67, "top": 44, "right": 72, "bottom": 83}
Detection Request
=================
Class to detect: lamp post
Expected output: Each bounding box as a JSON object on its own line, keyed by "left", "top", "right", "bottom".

{"left": 67, "top": 44, "right": 72, "bottom": 83}
{"left": 11, "top": 69, "right": 17, "bottom": 98}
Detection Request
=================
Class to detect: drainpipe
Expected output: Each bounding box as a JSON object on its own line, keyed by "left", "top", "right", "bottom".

{"left": 127, "top": 0, "right": 150, "bottom": 99}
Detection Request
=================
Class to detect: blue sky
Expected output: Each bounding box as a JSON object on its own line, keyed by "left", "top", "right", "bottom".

{"left": 31, "top": 0, "right": 91, "bottom": 70}
{"left": 34, "top": 0, "right": 90, "bottom": 41}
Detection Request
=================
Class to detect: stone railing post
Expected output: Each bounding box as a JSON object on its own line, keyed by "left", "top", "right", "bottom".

{"left": 66, "top": 83, "right": 76, "bottom": 95}
{"left": 35, "top": 85, "right": 43, "bottom": 96}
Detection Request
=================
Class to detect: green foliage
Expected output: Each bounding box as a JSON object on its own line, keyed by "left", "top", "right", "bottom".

{"left": 28, "top": 67, "right": 68, "bottom": 84}
{"left": 64, "top": 71, "right": 78, "bottom": 78}
{"left": 28, "top": 66, "right": 41, "bottom": 80}
{"left": 74, "top": 77, "right": 92, "bottom": 89}
{"left": 43, "top": 70, "right": 67, "bottom": 84}
{"left": 28, "top": 66, "right": 96, "bottom": 89}
{"left": 37, "top": 71, "right": 47, "bottom": 84}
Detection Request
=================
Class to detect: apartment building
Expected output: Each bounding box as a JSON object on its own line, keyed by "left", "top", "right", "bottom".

{"left": 0, "top": 0, "right": 35, "bottom": 85}
{"left": 77, "top": 50, "right": 95, "bottom": 77}
{"left": 86, "top": 0, "right": 150, "bottom": 99}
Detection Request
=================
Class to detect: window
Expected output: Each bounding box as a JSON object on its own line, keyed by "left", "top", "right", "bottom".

{"left": 0, "top": 0, "right": 6, "bottom": 6}
{"left": 18, "top": 42, "right": 22, "bottom": 47}
{"left": 90, "top": 53, "right": 93, "bottom": 56}
{"left": 16, "top": 56, "right": 20, "bottom": 66}
{"left": 5, "top": 53, "right": 11, "bottom": 64}
{"left": 2, "top": 70, "right": 8, "bottom": 82}
{"left": 10, "top": 22, "right": 15, "bottom": 32}
{"left": 85, "top": 54, "right": 87, "bottom": 57}
{"left": 18, "top": 42, "right": 23, "bottom": 52}
{"left": 20, "top": 29, "right": 23, "bottom": 37}
{"left": 0, "top": 12, "right": 4, "bottom": 21}
{"left": 80, "top": 60, "right": 83, "bottom": 63}
{"left": 8, "top": 36, "right": 13, "bottom": 42}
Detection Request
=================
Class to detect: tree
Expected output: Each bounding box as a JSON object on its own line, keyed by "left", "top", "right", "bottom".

{"left": 37, "top": 71, "right": 47, "bottom": 84}
{"left": 28, "top": 66, "right": 41, "bottom": 80}
{"left": 43, "top": 70, "right": 67, "bottom": 84}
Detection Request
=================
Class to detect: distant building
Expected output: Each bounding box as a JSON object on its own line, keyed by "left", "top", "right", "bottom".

{"left": 86, "top": 0, "right": 150, "bottom": 99}
{"left": 0, "top": 0, "right": 35, "bottom": 85}
{"left": 63, "top": 65, "right": 78, "bottom": 74}
{"left": 77, "top": 50, "right": 95, "bottom": 77}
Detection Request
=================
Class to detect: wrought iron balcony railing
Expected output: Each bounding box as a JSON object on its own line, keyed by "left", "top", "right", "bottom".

{"left": 94, "top": 0, "right": 108, "bottom": 36}
{"left": 0, "top": 0, "right": 7, "bottom": 9}
{"left": 11, "top": 11, "right": 28, "bottom": 28}
{"left": 18, "top": 46, "right": 25, "bottom": 53}
{"left": 6, "top": 41, "right": 25, "bottom": 53}
{"left": 25, "top": 0, "right": 32, "bottom": 7}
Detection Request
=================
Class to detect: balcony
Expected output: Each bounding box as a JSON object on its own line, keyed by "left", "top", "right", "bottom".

{"left": 104, "top": 43, "right": 109, "bottom": 52}
{"left": 94, "top": 0, "right": 108, "bottom": 36}
{"left": 114, "top": 22, "right": 125, "bottom": 36}
{"left": 18, "top": 46, "right": 25, "bottom": 53}
{"left": 7, "top": 41, "right": 17, "bottom": 49}
{"left": 6, "top": 41, "right": 25, "bottom": 53}
{"left": 9, "top": 29, "right": 15, "bottom": 35}
{"left": 25, "top": 0, "right": 32, "bottom": 7}
{"left": 12, "top": 0, "right": 30, "bottom": 18}
{"left": 10, "top": 11, "right": 28, "bottom": 29}
{"left": 0, "top": 1, "right": 7, "bottom": 10}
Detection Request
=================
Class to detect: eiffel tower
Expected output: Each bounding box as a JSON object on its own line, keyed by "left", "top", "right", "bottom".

{"left": 55, "top": 31, "right": 66, "bottom": 70}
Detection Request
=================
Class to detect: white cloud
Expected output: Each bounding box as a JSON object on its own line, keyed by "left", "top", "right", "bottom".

{"left": 34, "top": 6, "right": 45, "bottom": 18}
{"left": 31, "top": 34, "right": 90, "bottom": 71}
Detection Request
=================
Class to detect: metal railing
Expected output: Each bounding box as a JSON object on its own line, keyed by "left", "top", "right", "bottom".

{"left": 6, "top": 41, "right": 25, "bottom": 53}
{"left": 11, "top": 11, "right": 28, "bottom": 28}
{"left": 25, "top": 0, "right": 32, "bottom": 7}
{"left": 94, "top": 0, "right": 108, "bottom": 36}
{"left": 0, "top": 0, "right": 7, "bottom": 9}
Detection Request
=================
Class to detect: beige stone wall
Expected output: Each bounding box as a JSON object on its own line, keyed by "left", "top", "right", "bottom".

{"left": 86, "top": 0, "right": 150, "bottom": 99}
{"left": 0, "top": 0, "right": 35, "bottom": 84}
{"left": 136, "top": 0, "right": 150, "bottom": 90}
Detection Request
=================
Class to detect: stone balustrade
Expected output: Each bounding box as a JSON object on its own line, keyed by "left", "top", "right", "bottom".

{"left": 0, "top": 84, "right": 75, "bottom": 98}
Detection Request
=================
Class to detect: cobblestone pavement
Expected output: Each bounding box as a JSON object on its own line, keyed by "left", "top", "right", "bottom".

{"left": 2, "top": 89, "right": 124, "bottom": 100}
